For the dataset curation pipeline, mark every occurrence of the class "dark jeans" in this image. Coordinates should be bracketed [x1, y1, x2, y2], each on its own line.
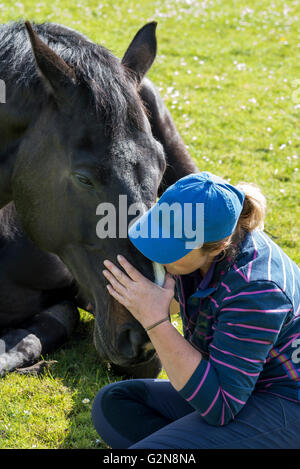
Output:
[91, 378, 300, 449]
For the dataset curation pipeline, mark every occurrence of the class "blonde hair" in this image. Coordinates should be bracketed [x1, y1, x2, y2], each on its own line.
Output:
[201, 182, 267, 260]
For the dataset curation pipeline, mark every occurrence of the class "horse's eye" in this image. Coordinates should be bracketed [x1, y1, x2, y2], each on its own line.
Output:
[74, 173, 94, 189]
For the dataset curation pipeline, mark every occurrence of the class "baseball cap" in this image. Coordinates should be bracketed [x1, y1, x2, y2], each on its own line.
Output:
[128, 171, 245, 264]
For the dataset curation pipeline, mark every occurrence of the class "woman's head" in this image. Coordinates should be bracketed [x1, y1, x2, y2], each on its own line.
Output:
[128, 172, 266, 274]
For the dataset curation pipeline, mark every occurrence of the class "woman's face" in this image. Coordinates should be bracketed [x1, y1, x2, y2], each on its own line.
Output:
[163, 248, 215, 276]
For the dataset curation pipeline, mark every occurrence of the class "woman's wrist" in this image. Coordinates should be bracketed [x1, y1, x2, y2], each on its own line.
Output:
[145, 319, 202, 390]
[141, 308, 170, 330]
[145, 316, 174, 337]
[144, 314, 170, 331]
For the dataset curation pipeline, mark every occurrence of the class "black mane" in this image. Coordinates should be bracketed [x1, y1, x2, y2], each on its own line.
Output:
[0, 20, 145, 134]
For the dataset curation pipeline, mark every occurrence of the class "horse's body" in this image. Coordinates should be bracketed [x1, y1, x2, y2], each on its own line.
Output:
[0, 20, 198, 378]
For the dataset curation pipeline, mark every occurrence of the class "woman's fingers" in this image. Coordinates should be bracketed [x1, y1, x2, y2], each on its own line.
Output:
[102, 269, 128, 296]
[106, 284, 128, 307]
[116, 255, 143, 282]
[103, 259, 132, 287]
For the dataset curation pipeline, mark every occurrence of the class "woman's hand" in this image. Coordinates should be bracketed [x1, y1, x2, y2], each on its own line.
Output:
[103, 255, 202, 391]
[102, 255, 175, 329]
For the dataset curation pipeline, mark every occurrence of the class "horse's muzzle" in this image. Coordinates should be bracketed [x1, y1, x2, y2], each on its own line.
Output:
[116, 321, 154, 361]
[93, 261, 166, 377]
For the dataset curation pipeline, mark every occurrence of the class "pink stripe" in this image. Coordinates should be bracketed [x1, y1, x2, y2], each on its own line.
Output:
[210, 356, 260, 376]
[296, 304, 300, 316]
[210, 343, 264, 363]
[278, 333, 300, 353]
[220, 387, 234, 419]
[223, 289, 281, 301]
[233, 264, 249, 283]
[186, 362, 210, 402]
[201, 387, 221, 417]
[221, 403, 225, 426]
[282, 315, 300, 328]
[216, 329, 271, 345]
[205, 335, 213, 341]
[222, 389, 246, 405]
[209, 296, 219, 308]
[221, 307, 291, 313]
[221, 282, 231, 293]
[271, 350, 299, 381]
[257, 373, 293, 383]
[198, 311, 214, 319]
[226, 322, 279, 333]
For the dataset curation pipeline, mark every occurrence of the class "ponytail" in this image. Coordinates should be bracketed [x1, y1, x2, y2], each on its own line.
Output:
[236, 182, 266, 232]
[201, 182, 266, 260]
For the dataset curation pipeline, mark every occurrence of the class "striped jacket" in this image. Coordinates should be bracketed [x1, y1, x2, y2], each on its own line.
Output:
[174, 230, 300, 426]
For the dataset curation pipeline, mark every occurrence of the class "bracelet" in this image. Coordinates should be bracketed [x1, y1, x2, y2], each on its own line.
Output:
[145, 316, 170, 332]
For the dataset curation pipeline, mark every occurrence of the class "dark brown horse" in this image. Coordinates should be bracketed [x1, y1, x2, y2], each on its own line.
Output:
[0, 20, 198, 378]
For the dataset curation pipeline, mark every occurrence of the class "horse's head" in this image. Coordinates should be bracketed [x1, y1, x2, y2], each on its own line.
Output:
[12, 21, 167, 377]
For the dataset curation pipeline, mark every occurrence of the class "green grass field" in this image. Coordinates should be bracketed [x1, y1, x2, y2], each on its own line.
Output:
[0, 0, 299, 449]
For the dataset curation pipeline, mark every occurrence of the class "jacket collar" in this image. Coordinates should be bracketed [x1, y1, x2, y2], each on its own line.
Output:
[176, 253, 234, 304]
[188, 260, 218, 300]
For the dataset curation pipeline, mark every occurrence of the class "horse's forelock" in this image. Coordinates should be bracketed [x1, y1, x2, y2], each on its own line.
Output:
[80, 47, 147, 136]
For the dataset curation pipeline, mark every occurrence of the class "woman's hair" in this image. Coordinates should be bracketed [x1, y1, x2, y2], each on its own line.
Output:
[201, 182, 267, 261]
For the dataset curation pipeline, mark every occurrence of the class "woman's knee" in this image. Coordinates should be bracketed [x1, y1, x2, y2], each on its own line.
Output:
[91, 380, 151, 448]
[91, 380, 148, 433]
[92, 382, 115, 433]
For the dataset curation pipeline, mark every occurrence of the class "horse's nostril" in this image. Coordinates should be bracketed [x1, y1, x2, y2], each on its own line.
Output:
[117, 325, 148, 360]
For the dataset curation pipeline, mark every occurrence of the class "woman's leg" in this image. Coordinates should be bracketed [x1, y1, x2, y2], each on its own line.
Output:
[130, 391, 300, 449]
[92, 379, 300, 449]
[91, 379, 194, 449]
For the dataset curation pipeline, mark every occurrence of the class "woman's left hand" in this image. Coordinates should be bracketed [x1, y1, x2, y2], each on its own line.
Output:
[102, 255, 175, 329]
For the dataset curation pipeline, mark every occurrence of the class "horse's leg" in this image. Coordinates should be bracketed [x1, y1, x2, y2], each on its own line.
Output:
[0, 300, 79, 376]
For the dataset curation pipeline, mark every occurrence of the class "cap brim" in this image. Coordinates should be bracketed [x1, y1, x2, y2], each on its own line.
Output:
[128, 205, 194, 264]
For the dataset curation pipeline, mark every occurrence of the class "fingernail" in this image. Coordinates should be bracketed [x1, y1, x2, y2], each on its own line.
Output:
[117, 255, 123, 262]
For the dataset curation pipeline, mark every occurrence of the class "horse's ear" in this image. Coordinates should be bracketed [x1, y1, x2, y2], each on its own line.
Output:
[121, 22, 157, 84]
[24, 21, 77, 101]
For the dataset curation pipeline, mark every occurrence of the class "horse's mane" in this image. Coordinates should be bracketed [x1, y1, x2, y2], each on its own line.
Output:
[0, 20, 145, 134]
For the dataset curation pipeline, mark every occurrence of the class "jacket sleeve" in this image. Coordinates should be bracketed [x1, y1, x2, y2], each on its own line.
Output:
[176, 280, 293, 426]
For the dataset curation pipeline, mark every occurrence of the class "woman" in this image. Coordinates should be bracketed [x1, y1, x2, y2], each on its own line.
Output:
[91, 172, 300, 449]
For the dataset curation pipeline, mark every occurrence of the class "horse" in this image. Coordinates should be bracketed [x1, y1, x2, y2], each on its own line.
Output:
[0, 20, 198, 378]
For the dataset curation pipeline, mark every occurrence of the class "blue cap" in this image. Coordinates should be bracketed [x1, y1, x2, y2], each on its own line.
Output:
[128, 172, 245, 264]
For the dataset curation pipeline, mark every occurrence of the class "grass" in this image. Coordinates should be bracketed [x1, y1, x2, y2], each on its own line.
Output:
[0, 0, 299, 449]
